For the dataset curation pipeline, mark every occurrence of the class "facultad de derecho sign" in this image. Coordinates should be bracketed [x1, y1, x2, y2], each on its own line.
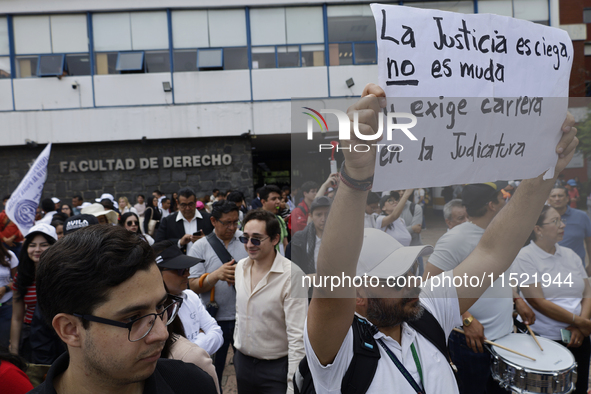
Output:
[58, 154, 233, 173]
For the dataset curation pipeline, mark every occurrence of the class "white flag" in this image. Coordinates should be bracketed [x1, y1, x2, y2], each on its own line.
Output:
[6, 143, 52, 235]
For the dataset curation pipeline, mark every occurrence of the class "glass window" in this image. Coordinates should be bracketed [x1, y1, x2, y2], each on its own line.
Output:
[93, 13, 132, 52]
[585, 9, 591, 24]
[329, 43, 352, 66]
[224, 47, 248, 70]
[410, 1, 474, 14]
[145, 51, 170, 73]
[173, 49, 198, 72]
[95, 52, 117, 75]
[16, 56, 38, 77]
[198, 49, 223, 69]
[252, 46, 276, 69]
[286, 7, 324, 44]
[0, 18, 9, 56]
[477, 0, 513, 17]
[513, 0, 548, 22]
[130, 12, 168, 50]
[14, 16, 52, 54]
[38, 54, 65, 76]
[172, 11, 209, 49]
[250, 8, 287, 46]
[66, 54, 91, 76]
[50, 14, 88, 53]
[116, 52, 144, 71]
[354, 43, 377, 65]
[301, 45, 324, 67]
[208, 9, 247, 47]
[327, 5, 375, 43]
[0, 57, 10, 78]
[277, 46, 299, 68]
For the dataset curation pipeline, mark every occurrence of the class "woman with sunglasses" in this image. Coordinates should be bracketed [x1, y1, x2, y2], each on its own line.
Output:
[512, 205, 591, 394]
[119, 212, 154, 246]
[374, 189, 413, 246]
[9, 224, 57, 360]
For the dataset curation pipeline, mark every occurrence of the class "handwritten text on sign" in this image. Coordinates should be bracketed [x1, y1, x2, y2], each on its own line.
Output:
[369, 5, 572, 191]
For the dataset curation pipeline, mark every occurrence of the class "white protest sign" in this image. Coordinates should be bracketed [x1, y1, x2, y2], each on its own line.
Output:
[369, 4, 573, 191]
[6, 143, 52, 235]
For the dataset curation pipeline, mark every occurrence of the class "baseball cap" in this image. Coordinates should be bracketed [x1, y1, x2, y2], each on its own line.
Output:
[567, 179, 577, 187]
[461, 183, 499, 211]
[81, 203, 118, 224]
[155, 245, 204, 269]
[63, 214, 99, 235]
[51, 197, 60, 204]
[27, 223, 58, 241]
[310, 196, 331, 213]
[356, 228, 433, 279]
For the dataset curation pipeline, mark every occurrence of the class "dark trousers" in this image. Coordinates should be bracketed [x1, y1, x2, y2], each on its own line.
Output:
[0, 300, 12, 348]
[554, 336, 590, 394]
[214, 320, 235, 390]
[448, 330, 510, 394]
[234, 349, 288, 394]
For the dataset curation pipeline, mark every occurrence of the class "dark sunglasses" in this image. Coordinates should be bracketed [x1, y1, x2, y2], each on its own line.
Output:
[239, 236, 269, 246]
[163, 268, 190, 276]
[126, 221, 139, 226]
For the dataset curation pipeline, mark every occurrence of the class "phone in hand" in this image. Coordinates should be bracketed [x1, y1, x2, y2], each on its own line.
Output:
[560, 328, 571, 344]
[193, 230, 203, 236]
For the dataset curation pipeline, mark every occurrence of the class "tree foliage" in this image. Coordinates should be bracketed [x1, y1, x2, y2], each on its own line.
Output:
[576, 106, 591, 158]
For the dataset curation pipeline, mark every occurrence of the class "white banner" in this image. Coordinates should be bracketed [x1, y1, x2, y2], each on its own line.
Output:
[6, 144, 52, 235]
[370, 4, 573, 191]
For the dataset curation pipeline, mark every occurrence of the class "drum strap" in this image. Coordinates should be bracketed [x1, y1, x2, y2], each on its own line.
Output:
[376, 338, 425, 394]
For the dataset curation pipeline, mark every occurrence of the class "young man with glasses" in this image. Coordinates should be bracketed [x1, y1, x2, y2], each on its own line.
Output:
[32, 225, 217, 394]
[188, 200, 248, 386]
[155, 187, 214, 254]
[234, 209, 307, 394]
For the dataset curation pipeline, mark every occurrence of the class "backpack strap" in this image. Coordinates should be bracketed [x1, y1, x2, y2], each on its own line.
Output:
[408, 309, 457, 375]
[206, 232, 234, 264]
[341, 316, 381, 394]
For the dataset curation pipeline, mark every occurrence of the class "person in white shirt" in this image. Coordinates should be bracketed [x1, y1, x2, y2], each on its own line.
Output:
[364, 192, 380, 229]
[156, 244, 223, 356]
[512, 205, 591, 394]
[36, 198, 58, 225]
[305, 83, 577, 394]
[374, 191, 413, 246]
[234, 209, 307, 394]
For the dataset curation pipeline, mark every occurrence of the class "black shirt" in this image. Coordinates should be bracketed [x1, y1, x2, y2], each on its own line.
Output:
[28, 352, 217, 394]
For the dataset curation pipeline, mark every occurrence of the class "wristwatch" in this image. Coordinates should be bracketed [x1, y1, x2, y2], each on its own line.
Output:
[463, 315, 474, 327]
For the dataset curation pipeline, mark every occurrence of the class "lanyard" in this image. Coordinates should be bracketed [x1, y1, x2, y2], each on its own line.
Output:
[377, 338, 425, 394]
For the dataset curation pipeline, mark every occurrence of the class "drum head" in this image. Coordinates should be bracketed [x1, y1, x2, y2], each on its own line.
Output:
[491, 333, 575, 371]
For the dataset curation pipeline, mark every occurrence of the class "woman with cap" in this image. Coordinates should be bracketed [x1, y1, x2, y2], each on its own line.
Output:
[512, 205, 591, 394]
[154, 243, 223, 356]
[9, 224, 57, 360]
[119, 212, 154, 246]
[374, 189, 413, 247]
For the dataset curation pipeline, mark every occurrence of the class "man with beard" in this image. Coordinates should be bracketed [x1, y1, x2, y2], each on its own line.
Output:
[304, 84, 577, 393]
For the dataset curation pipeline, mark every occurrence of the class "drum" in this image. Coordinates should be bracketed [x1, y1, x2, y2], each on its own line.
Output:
[490, 333, 577, 394]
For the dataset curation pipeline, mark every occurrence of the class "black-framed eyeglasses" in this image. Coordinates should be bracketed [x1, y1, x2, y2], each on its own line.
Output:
[163, 268, 189, 277]
[73, 294, 183, 342]
[239, 236, 269, 246]
[179, 202, 195, 209]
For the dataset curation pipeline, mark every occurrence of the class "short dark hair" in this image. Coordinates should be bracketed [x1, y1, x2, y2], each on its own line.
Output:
[226, 191, 245, 204]
[281, 186, 290, 192]
[50, 219, 64, 228]
[465, 191, 501, 218]
[152, 240, 176, 255]
[161, 197, 170, 204]
[260, 185, 281, 202]
[72, 195, 83, 201]
[177, 187, 196, 200]
[2, 194, 10, 201]
[301, 181, 318, 193]
[153, 190, 163, 196]
[41, 198, 55, 213]
[212, 189, 220, 194]
[36, 226, 155, 328]
[551, 186, 568, 195]
[366, 192, 380, 205]
[136, 194, 145, 199]
[211, 201, 240, 220]
[243, 209, 280, 242]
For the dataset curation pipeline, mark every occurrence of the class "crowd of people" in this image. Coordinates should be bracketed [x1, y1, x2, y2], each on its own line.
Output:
[0, 85, 587, 394]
